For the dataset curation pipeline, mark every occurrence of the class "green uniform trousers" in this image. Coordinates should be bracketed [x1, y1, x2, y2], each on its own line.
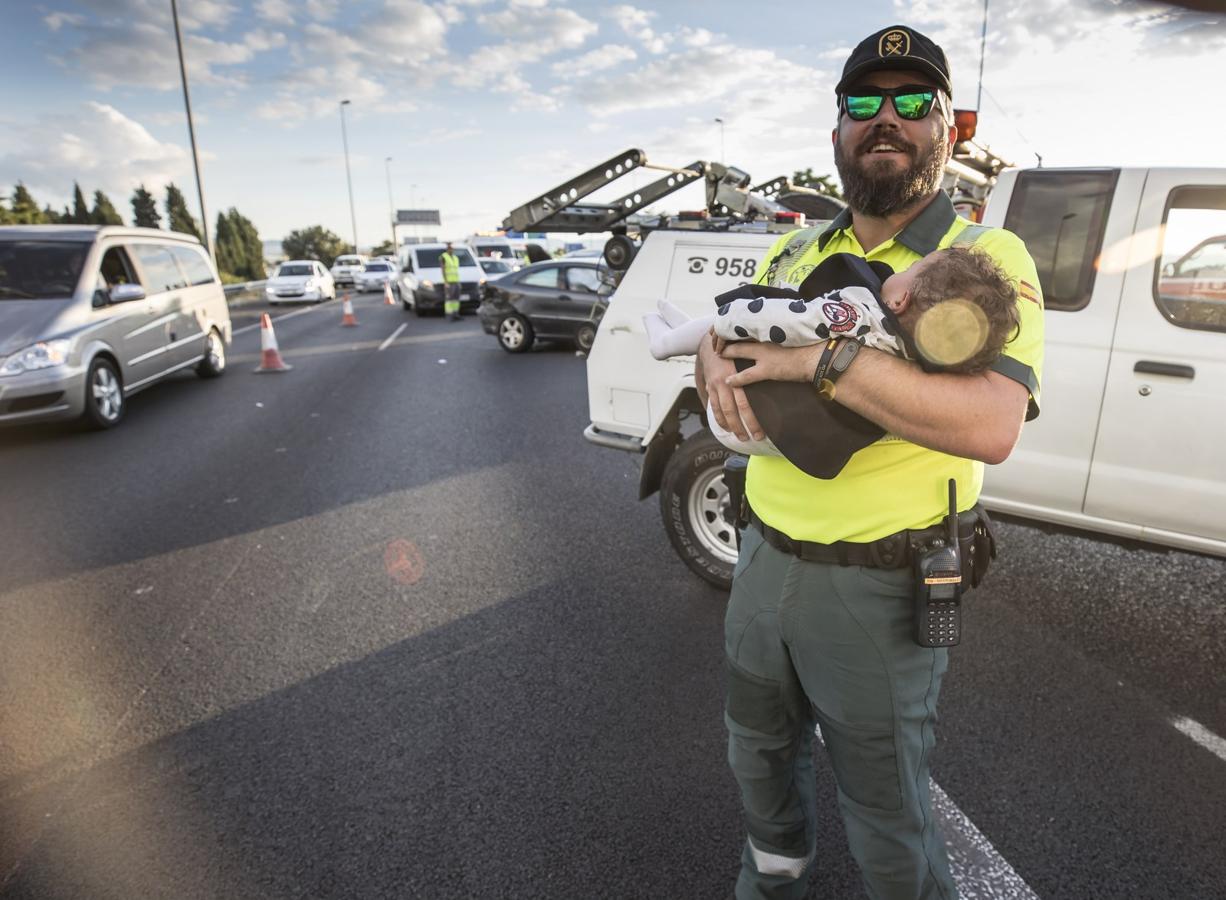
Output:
[725, 524, 957, 900]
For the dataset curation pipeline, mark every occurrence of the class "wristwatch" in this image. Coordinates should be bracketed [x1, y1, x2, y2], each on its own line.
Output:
[812, 337, 861, 401]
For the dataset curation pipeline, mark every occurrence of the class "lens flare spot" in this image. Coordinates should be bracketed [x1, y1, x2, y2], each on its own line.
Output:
[384, 539, 426, 585]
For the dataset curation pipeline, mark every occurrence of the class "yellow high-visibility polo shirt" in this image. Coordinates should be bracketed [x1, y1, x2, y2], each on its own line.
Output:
[745, 191, 1045, 543]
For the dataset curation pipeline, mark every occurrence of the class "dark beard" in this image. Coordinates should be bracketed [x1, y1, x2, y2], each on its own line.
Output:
[834, 125, 947, 217]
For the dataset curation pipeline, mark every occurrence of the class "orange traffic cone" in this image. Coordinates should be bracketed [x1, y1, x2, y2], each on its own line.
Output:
[254, 313, 292, 373]
[383, 282, 396, 306]
[341, 294, 359, 327]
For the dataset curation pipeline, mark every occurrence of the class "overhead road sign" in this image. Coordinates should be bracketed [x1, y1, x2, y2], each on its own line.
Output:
[397, 209, 441, 225]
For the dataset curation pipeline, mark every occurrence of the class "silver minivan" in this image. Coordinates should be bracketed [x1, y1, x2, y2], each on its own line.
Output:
[0, 225, 232, 429]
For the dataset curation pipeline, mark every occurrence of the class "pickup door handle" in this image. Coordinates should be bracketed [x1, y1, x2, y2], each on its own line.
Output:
[1134, 360, 1194, 379]
[558, 294, 571, 302]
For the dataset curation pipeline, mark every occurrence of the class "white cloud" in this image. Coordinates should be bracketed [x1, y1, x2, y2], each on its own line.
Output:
[608, 4, 671, 54]
[255, 0, 293, 20]
[574, 40, 826, 118]
[551, 44, 636, 78]
[43, 11, 85, 31]
[45, 2, 278, 91]
[64, 0, 238, 30]
[476, 4, 597, 47]
[0, 102, 191, 209]
[897, 0, 1226, 167]
[304, 0, 340, 21]
[243, 28, 288, 52]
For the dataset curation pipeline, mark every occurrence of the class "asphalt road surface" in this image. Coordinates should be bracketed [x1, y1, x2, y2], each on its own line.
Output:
[1, 290, 1224, 899]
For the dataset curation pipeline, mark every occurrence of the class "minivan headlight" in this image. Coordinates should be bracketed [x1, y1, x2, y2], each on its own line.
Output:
[0, 339, 72, 376]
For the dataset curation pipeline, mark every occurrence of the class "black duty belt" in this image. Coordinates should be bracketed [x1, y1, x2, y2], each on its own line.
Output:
[748, 509, 980, 570]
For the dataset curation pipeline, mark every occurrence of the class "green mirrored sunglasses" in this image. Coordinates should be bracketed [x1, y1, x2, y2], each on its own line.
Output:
[841, 88, 938, 121]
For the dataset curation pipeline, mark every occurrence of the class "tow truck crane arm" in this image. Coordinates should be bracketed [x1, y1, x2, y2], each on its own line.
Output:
[502, 148, 706, 235]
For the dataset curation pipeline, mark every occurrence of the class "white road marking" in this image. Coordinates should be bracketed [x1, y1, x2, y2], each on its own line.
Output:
[815, 726, 1038, 898]
[1172, 716, 1226, 763]
[378, 323, 408, 351]
[932, 780, 1039, 899]
[232, 301, 335, 337]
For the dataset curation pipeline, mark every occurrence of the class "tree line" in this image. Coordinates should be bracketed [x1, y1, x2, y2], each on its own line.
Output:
[0, 181, 265, 283]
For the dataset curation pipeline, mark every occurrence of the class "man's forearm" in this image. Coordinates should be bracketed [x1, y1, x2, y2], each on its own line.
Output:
[835, 348, 1028, 464]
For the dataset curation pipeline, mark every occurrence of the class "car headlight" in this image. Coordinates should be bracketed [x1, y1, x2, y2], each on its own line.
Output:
[479, 278, 487, 285]
[0, 339, 72, 377]
[265, 285, 276, 294]
[421, 280, 434, 289]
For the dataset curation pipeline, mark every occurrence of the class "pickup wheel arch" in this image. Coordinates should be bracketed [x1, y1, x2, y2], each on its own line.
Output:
[638, 387, 705, 501]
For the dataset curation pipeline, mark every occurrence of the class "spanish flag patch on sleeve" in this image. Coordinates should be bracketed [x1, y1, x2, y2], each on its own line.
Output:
[1018, 279, 1042, 306]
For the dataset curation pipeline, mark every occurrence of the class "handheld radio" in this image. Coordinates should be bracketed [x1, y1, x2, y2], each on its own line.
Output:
[912, 479, 963, 648]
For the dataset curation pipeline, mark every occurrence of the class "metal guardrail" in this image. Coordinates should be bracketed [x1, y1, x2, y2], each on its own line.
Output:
[223, 280, 267, 306]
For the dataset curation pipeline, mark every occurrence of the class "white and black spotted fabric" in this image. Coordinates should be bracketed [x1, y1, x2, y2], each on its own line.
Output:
[713, 285, 903, 355]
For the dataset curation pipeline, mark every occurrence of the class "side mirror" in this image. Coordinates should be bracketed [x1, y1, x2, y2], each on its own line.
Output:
[110, 283, 146, 303]
[1161, 263, 1176, 278]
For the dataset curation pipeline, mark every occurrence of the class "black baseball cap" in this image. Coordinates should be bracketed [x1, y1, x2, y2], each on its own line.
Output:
[835, 25, 952, 97]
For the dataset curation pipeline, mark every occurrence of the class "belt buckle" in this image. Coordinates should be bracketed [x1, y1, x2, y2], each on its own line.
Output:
[869, 531, 907, 569]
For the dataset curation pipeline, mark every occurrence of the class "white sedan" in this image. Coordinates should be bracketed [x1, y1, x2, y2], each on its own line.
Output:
[357, 259, 398, 293]
[265, 260, 335, 303]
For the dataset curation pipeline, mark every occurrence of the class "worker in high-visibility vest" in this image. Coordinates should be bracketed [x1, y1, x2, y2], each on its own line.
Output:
[440, 242, 462, 320]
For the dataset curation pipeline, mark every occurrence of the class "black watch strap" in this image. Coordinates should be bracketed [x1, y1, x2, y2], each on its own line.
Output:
[812, 338, 841, 388]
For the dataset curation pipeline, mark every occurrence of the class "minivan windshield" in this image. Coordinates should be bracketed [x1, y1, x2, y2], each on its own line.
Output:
[0, 240, 91, 300]
[474, 243, 514, 259]
[276, 264, 313, 277]
[416, 247, 476, 268]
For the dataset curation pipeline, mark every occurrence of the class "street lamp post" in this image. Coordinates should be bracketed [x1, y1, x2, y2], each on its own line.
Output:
[339, 99, 358, 253]
[384, 156, 396, 249]
[714, 117, 725, 165]
[170, 0, 211, 259]
[409, 183, 417, 242]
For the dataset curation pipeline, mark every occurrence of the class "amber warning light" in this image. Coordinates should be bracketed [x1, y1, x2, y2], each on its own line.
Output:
[954, 109, 977, 143]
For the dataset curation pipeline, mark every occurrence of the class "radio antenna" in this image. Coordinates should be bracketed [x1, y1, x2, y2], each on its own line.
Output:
[947, 479, 958, 545]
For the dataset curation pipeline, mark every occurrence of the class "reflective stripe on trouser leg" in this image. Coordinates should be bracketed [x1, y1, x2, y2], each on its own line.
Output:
[746, 837, 814, 880]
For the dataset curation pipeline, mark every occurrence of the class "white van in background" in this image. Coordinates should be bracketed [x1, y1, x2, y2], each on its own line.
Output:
[396, 243, 486, 316]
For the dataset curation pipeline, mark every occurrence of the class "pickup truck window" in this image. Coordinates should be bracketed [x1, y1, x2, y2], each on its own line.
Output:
[1003, 169, 1117, 312]
[1155, 186, 1226, 333]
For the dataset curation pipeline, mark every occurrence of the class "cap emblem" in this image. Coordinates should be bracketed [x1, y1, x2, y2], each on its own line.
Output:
[879, 29, 910, 58]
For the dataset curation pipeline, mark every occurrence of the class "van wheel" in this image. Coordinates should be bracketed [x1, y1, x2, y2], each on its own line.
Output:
[498, 314, 534, 353]
[196, 329, 226, 378]
[83, 357, 124, 430]
[659, 429, 737, 590]
[575, 323, 596, 352]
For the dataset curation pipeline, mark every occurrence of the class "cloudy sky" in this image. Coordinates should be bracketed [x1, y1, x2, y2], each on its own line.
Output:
[1, 0, 1223, 251]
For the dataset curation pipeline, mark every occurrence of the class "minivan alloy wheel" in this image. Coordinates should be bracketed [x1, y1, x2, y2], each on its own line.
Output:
[89, 360, 121, 424]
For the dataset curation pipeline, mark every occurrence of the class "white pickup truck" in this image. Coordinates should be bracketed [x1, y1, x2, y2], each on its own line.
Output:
[584, 167, 1226, 587]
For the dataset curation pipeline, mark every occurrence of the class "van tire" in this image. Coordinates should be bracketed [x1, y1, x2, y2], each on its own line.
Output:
[659, 429, 737, 590]
[196, 329, 226, 378]
[82, 357, 125, 430]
